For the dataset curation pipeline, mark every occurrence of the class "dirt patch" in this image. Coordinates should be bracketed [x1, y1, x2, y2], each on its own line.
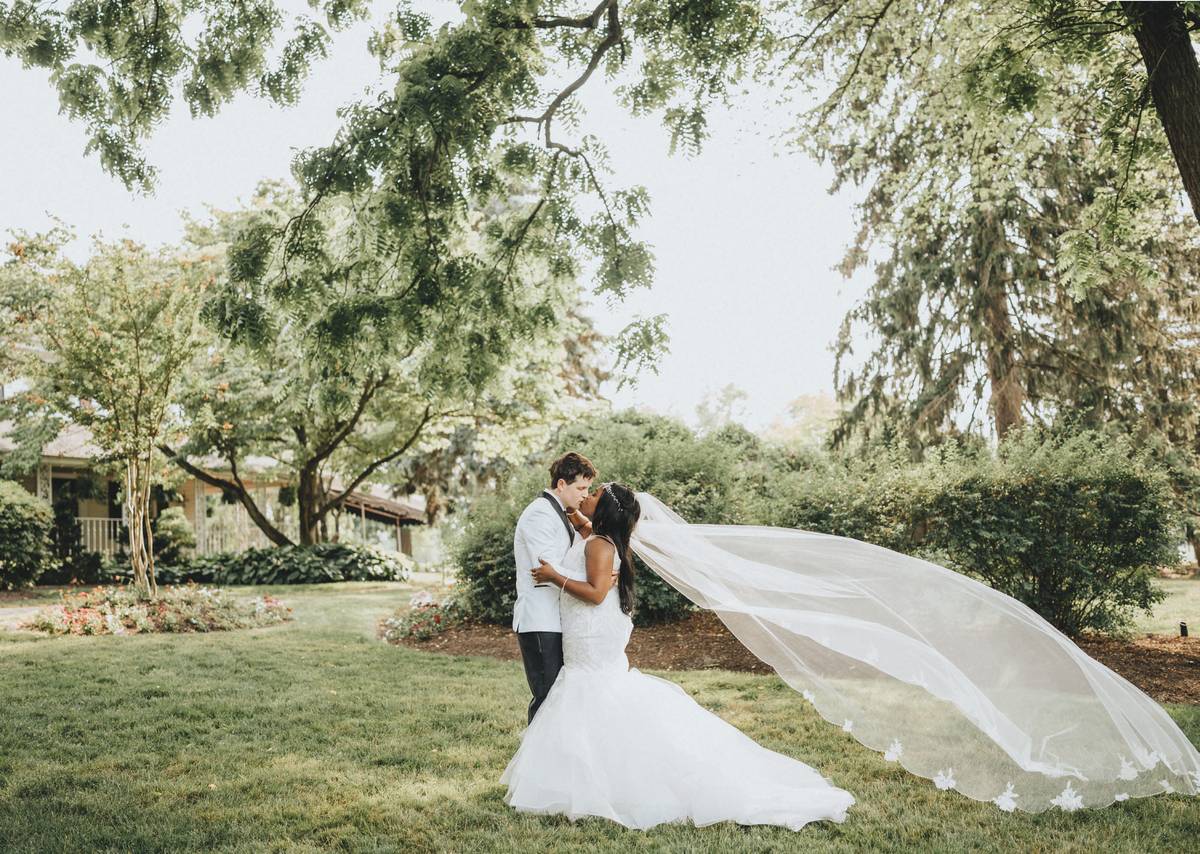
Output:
[1075, 632, 1200, 705]
[389, 611, 1200, 705]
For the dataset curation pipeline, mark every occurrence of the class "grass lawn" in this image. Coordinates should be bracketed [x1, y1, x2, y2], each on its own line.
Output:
[1133, 577, 1200, 635]
[0, 582, 1198, 853]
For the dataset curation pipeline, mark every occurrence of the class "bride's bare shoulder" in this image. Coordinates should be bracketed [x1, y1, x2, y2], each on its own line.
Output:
[584, 535, 616, 555]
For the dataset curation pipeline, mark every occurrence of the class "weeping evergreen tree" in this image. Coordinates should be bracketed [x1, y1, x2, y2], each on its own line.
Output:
[778, 0, 1200, 552]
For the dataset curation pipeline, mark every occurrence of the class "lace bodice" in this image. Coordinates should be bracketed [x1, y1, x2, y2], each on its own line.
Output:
[559, 535, 632, 672]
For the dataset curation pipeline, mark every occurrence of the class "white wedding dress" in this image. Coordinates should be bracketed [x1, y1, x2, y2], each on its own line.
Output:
[499, 535, 856, 831]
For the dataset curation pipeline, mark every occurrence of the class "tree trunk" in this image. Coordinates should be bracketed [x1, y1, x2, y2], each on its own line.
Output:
[974, 209, 1025, 440]
[1187, 521, 1200, 569]
[1123, 2, 1200, 225]
[983, 292, 1024, 440]
[124, 455, 157, 597]
[297, 466, 322, 546]
[158, 445, 293, 546]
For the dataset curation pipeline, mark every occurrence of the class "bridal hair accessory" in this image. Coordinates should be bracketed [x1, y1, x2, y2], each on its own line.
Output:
[603, 482, 624, 509]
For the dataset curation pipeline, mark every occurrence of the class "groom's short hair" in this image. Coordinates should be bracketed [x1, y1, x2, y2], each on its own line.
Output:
[550, 452, 597, 487]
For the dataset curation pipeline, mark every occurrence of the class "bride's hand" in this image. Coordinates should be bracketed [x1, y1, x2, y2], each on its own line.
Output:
[532, 559, 559, 586]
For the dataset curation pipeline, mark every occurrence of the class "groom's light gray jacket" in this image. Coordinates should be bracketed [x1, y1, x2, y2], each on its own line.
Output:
[512, 490, 574, 633]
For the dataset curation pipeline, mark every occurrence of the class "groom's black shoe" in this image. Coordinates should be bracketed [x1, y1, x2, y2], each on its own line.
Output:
[517, 631, 564, 723]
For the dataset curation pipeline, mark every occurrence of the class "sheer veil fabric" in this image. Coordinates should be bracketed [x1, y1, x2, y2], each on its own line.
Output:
[630, 493, 1200, 813]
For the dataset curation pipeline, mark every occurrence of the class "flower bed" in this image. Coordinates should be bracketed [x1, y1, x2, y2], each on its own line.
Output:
[379, 590, 463, 642]
[23, 583, 293, 635]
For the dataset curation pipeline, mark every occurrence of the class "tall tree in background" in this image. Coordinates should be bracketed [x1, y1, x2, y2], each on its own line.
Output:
[780, 0, 1200, 552]
[777, 1, 1200, 442]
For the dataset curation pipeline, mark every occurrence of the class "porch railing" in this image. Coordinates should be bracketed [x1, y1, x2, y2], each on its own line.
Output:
[76, 516, 124, 557]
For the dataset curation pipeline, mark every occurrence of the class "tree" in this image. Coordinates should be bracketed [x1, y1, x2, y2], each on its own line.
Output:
[0, 229, 211, 595]
[776, 1, 1200, 558]
[772, 2, 1200, 445]
[694, 382, 748, 435]
[1, 1, 781, 372]
[782, 1, 1200, 226]
[1119, 2, 1200, 224]
[392, 308, 610, 524]
[156, 179, 600, 545]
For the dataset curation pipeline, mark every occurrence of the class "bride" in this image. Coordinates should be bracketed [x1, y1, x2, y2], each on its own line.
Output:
[501, 482, 1200, 822]
[500, 481, 856, 831]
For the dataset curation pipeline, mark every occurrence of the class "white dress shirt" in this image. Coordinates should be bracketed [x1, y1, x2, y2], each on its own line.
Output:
[512, 489, 575, 633]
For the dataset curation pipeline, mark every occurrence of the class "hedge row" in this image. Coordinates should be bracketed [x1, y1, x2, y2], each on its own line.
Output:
[146, 543, 413, 586]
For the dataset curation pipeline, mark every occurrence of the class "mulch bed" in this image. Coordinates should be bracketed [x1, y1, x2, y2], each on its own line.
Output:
[390, 611, 1200, 706]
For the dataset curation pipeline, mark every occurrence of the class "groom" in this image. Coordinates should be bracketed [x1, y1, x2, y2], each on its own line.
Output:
[513, 451, 598, 724]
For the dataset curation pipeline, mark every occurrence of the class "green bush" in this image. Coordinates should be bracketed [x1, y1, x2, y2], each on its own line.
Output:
[152, 507, 196, 566]
[454, 489, 525, 627]
[763, 429, 1177, 637]
[0, 480, 57, 590]
[455, 410, 749, 626]
[922, 430, 1177, 637]
[149, 542, 413, 585]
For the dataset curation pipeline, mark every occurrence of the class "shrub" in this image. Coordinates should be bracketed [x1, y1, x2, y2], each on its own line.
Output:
[380, 590, 464, 641]
[24, 583, 292, 635]
[0, 480, 57, 590]
[152, 507, 196, 565]
[150, 542, 412, 585]
[763, 429, 1177, 637]
[922, 430, 1176, 637]
[454, 490, 524, 626]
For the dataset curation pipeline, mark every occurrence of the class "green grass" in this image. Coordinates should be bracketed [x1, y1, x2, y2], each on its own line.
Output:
[0, 582, 1198, 853]
[1133, 577, 1200, 635]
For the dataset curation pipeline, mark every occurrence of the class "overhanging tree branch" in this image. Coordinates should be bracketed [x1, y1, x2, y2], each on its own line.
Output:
[157, 442, 293, 545]
[316, 404, 435, 518]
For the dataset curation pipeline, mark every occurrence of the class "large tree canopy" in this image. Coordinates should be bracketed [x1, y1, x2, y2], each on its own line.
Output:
[773, 1, 1200, 444]
[0, 0, 781, 372]
[162, 178, 602, 545]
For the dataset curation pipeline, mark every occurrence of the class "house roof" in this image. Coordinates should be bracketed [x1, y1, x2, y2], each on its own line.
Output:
[0, 420, 103, 461]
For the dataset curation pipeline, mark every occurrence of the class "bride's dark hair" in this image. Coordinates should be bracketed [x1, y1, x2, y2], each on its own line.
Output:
[591, 482, 640, 615]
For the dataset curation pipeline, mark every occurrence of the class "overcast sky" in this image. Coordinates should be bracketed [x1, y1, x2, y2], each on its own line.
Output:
[1, 2, 870, 432]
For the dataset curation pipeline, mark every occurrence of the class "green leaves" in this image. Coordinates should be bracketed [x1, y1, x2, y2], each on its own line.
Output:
[0, 0, 371, 192]
[767, 427, 1178, 636]
[0, 480, 57, 590]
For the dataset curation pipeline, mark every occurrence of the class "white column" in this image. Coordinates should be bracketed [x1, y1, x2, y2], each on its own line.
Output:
[193, 479, 207, 555]
[36, 464, 52, 503]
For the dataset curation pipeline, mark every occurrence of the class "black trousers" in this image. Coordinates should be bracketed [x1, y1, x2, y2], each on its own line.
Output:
[516, 631, 564, 724]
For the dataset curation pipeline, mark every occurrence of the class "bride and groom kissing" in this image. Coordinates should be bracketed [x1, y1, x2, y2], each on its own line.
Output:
[498, 452, 856, 832]
[494, 452, 1200, 823]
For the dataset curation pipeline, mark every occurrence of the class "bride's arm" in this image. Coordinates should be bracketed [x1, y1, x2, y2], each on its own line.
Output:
[531, 538, 616, 605]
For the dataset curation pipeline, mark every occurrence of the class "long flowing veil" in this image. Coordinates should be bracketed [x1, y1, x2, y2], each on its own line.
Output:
[630, 492, 1200, 812]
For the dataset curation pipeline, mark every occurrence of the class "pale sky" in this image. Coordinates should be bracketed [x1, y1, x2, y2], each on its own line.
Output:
[0, 2, 870, 432]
